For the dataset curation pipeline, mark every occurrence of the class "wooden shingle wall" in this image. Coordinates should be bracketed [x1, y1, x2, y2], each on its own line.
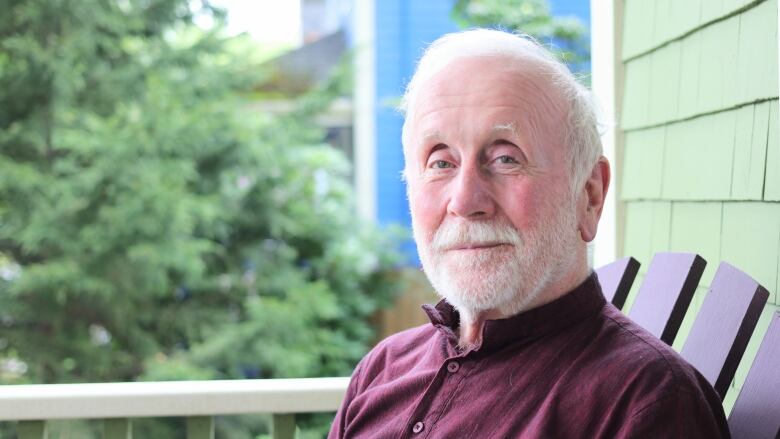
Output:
[618, 0, 779, 410]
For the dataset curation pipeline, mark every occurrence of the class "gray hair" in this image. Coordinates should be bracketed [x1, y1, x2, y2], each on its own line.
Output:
[399, 29, 602, 191]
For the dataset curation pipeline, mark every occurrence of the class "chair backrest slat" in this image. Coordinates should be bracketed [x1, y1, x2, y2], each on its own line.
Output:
[680, 262, 769, 399]
[595, 256, 640, 310]
[627, 252, 706, 345]
[728, 311, 780, 439]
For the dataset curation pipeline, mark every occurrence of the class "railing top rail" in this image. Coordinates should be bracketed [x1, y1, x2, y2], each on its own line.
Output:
[0, 377, 350, 421]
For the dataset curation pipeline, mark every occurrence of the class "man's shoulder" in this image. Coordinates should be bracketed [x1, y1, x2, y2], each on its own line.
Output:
[596, 305, 692, 373]
[581, 304, 720, 404]
[592, 306, 730, 436]
[547, 304, 729, 435]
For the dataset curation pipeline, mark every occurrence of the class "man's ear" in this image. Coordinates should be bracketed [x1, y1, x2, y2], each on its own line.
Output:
[577, 156, 611, 242]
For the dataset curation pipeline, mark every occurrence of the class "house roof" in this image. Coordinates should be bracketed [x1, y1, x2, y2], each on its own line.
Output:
[256, 29, 347, 96]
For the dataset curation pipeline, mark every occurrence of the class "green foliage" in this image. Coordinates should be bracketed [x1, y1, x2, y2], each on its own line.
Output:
[451, 0, 590, 67]
[0, 0, 401, 436]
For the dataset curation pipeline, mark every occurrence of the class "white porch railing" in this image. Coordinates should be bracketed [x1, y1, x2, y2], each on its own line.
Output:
[0, 377, 350, 439]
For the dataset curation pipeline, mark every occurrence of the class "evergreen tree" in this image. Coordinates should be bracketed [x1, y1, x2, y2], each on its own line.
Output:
[452, 0, 590, 68]
[0, 1, 400, 436]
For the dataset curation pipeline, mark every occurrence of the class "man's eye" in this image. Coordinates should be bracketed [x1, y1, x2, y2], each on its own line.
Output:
[496, 155, 518, 164]
[432, 160, 453, 169]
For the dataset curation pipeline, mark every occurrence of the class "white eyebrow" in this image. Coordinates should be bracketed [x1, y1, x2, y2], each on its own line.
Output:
[418, 124, 520, 147]
[421, 130, 443, 142]
[491, 122, 520, 138]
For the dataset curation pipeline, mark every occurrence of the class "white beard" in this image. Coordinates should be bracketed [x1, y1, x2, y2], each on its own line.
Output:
[412, 199, 579, 322]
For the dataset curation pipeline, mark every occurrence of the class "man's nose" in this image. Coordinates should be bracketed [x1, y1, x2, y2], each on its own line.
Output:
[447, 165, 496, 219]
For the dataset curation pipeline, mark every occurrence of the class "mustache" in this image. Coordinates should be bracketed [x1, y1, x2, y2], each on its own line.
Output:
[431, 220, 522, 251]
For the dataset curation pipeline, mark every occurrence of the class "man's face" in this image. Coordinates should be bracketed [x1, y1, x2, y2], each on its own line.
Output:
[405, 55, 582, 317]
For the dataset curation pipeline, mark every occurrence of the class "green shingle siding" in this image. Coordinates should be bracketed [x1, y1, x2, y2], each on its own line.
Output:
[622, 101, 777, 203]
[623, 201, 672, 267]
[622, 0, 770, 61]
[721, 203, 780, 303]
[736, 1, 779, 103]
[621, 0, 779, 297]
[649, 42, 683, 124]
[651, 0, 674, 44]
[662, 112, 735, 200]
[669, 202, 724, 282]
[622, 0, 778, 130]
[623, 200, 780, 298]
[622, 0, 658, 59]
[678, 32, 703, 120]
[620, 0, 780, 407]
[764, 100, 780, 199]
[731, 102, 770, 199]
[621, 56, 653, 129]
[622, 127, 666, 199]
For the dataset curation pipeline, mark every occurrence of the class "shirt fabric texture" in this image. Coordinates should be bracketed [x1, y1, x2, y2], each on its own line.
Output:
[328, 273, 730, 438]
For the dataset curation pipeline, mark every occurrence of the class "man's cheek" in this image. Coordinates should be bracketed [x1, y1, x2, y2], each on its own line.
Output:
[411, 192, 446, 231]
[505, 185, 551, 227]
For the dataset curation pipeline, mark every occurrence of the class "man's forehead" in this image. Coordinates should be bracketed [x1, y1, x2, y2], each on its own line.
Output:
[405, 56, 568, 155]
[416, 58, 561, 110]
[426, 55, 549, 91]
[419, 122, 521, 141]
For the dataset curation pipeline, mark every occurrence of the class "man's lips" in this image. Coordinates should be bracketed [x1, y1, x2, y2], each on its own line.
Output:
[445, 242, 511, 251]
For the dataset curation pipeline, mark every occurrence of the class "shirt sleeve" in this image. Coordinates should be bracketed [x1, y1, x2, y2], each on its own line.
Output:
[614, 390, 731, 439]
[327, 359, 366, 439]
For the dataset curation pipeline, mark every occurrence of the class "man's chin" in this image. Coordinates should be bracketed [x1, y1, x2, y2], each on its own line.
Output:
[421, 251, 530, 313]
[439, 287, 519, 316]
[431, 272, 517, 310]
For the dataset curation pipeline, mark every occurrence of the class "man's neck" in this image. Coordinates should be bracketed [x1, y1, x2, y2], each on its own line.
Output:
[457, 308, 503, 351]
[456, 266, 590, 349]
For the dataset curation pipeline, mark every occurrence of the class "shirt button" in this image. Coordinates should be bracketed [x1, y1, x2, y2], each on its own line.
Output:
[447, 361, 460, 373]
[412, 421, 425, 434]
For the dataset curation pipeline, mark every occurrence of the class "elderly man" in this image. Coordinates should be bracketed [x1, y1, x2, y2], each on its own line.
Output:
[329, 29, 729, 438]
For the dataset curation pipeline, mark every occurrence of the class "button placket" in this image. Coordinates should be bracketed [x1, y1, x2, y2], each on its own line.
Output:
[404, 358, 472, 437]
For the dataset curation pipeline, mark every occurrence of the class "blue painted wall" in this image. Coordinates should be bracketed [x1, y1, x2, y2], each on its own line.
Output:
[549, 0, 591, 73]
[374, 0, 458, 265]
[550, 0, 590, 22]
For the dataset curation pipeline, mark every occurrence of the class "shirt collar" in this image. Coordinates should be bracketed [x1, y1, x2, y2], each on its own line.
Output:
[422, 272, 606, 354]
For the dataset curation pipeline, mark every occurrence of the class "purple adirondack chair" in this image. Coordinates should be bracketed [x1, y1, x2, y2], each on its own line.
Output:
[679, 262, 768, 399]
[627, 252, 706, 345]
[727, 311, 780, 439]
[595, 256, 640, 310]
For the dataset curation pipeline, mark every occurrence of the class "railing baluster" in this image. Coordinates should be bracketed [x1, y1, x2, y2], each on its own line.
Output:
[17, 420, 47, 439]
[272, 413, 296, 439]
[186, 416, 214, 439]
[104, 418, 132, 439]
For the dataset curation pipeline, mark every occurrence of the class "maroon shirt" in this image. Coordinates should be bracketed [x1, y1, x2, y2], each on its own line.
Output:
[329, 274, 730, 438]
